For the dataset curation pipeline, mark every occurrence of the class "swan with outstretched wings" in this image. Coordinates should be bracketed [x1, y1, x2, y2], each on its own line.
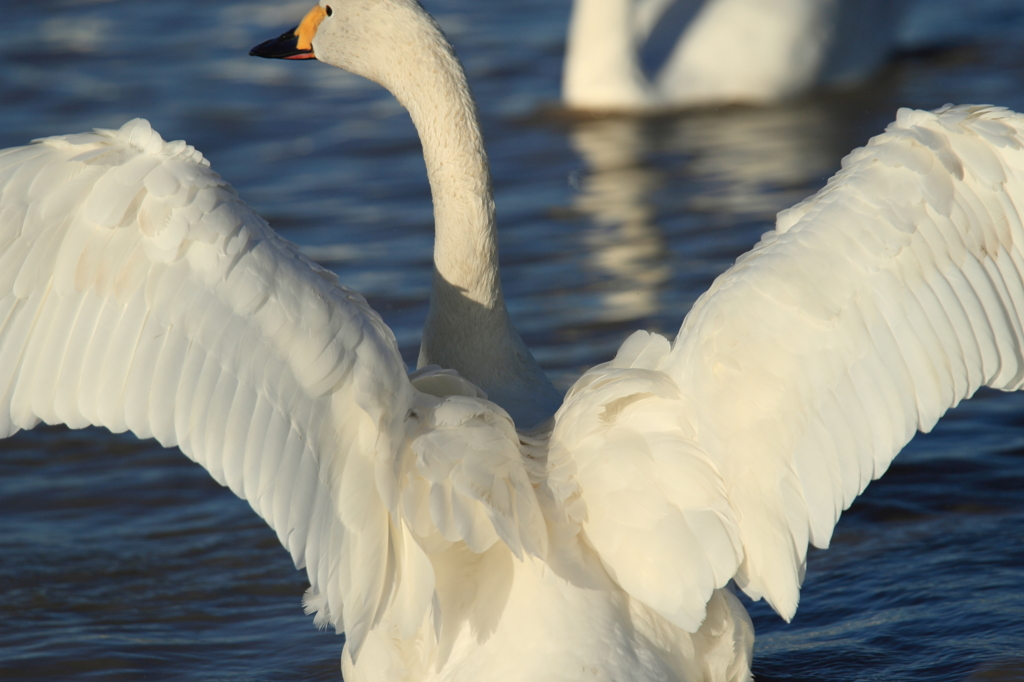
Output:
[3, 1, 1024, 680]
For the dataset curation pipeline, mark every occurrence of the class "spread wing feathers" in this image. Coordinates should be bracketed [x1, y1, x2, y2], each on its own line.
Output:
[664, 104, 1024, 620]
[549, 104, 1024, 635]
[0, 119, 546, 657]
[549, 330, 743, 633]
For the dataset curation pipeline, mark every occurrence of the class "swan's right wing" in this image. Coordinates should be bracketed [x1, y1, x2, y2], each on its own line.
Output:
[0, 120, 545, 656]
[549, 105, 1024, 636]
[665, 105, 1024, 621]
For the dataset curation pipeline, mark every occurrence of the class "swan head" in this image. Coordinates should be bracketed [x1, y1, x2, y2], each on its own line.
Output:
[249, 4, 326, 61]
[250, 1, 453, 95]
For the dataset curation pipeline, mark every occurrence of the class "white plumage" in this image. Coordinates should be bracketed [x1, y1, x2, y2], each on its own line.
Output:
[562, 0, 907, 111]
[2, 1, 1024, 680]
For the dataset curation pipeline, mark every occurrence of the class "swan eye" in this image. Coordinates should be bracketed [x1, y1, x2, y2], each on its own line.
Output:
[325, 5, 333, 16]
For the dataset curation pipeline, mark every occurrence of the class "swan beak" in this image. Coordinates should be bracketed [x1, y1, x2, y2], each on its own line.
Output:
[249, 5, 326, 60]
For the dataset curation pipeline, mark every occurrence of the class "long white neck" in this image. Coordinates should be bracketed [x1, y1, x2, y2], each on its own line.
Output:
[563, 0, 654, 110]
[379, 14, 561, 426]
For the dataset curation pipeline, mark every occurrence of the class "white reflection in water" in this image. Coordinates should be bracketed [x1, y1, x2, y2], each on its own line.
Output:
[666, 103, 846, 215]
[570, 118, 669, 322]
[566, 100, 854, 326]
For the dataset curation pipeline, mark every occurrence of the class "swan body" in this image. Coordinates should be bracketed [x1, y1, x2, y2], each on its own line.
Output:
[563, 0, 906, 111]
[3, 1, 1024, 679]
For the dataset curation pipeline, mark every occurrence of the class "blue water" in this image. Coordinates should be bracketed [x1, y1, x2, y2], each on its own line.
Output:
[1, 0, 1024, 679]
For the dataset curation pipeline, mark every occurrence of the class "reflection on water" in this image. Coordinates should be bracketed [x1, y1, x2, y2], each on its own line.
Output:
[664, 103, 849, 215]
[570, 118, 669, 322]
[563, 97, 876, 332]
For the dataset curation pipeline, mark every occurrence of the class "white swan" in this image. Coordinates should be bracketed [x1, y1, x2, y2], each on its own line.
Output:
[2, 1, 1024, 680]
[563, 0, 908, 111]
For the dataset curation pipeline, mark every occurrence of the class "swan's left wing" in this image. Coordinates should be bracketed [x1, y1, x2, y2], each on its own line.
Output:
[0, 120, 546, 657]
[549, 105, 1024, 632]
[0, 119, 424, 655]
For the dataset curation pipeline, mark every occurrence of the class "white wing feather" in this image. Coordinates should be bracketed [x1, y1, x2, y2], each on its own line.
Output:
[550, 105, 1024, 632]
[0, 119, 545, 657]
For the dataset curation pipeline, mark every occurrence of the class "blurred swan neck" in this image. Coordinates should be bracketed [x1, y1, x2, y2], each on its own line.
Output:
[563, 0, 652, 108]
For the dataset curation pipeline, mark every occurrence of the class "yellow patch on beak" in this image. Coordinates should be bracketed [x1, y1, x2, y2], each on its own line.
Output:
[296, 5, 327, 51]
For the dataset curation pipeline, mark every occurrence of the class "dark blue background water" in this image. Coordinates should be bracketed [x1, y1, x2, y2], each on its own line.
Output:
[1, 0, 1023, 679]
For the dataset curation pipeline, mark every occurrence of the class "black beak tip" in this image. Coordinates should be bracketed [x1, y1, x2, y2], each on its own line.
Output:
[249, 27, 315, 60]
[248, 41, 272, 58]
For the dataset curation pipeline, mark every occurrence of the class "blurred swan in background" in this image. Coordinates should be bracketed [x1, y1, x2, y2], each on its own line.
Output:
[3, 1, 1024, 680]
[563, 0, 909, 111]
